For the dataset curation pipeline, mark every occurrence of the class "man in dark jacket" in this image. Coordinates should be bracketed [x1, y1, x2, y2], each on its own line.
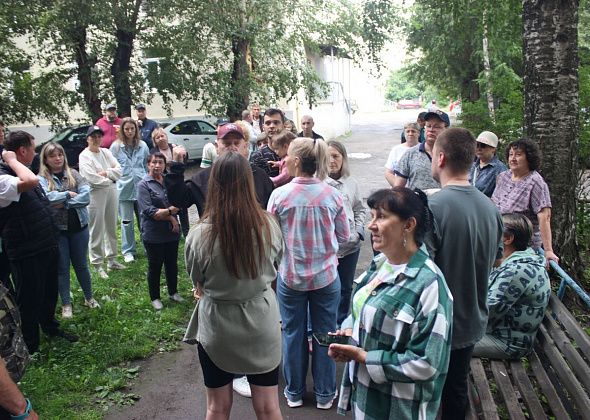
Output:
[0, 131, 78, 354]
[165, 123, 274, 217]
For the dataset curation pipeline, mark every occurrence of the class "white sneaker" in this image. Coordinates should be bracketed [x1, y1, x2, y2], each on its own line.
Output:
[316, 390, 338, 410]
[61, 304, 73, 319]
[123, 254, 135, 263]
[169, 293, 184, 303]
[151, 299, 163, 310]
[96, 266, 109, 279]
[107, 260, 126, 270]
[232, 377, 252, 398]
[287, 398, 303, 408]
[84, 298, 101, 309]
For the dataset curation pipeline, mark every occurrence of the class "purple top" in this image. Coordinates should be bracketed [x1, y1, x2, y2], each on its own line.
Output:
[491, 170, 551, 248]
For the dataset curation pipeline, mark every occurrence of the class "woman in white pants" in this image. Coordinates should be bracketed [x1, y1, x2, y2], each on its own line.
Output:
[79, 125, 124, 279]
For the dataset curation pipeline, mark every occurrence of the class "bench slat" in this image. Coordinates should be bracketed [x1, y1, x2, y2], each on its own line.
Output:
[509, 361, 547, 420]
[537, 325, 590, 419]
[543, 313, 590, 392]
[548, 294, 590, 360]
[490, 361, 526, 420]
[470, 359, 500, 420]
[529, 351, 569, 419]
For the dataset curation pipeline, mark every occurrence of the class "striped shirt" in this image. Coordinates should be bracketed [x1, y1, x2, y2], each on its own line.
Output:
[267, 177, 349, 291]
[338, 247, 453, 419]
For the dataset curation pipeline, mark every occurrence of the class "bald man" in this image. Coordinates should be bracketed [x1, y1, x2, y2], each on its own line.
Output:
[298, 115, 324, 140]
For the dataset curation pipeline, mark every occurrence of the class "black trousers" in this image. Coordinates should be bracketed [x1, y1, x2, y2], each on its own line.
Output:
[0, 248, 12, 292]
[144, 241, 179, 301]
[336, 249, 360, 326]
[441, 345, 475, 420]
[9, 248, 60, 354]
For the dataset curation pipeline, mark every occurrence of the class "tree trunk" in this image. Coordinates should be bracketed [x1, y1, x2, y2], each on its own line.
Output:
[523, 0, 580, 271]
[111, 28, 135, 118]
[227, 35, 252, 121]
[482, 7, 496, 122]
[72, 26, 102, 123]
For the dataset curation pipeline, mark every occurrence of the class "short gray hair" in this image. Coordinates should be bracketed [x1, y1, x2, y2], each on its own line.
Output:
[404, 122, 420, 131]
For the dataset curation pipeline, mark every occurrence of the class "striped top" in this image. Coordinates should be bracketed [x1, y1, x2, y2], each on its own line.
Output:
[267, 177, 349, 291]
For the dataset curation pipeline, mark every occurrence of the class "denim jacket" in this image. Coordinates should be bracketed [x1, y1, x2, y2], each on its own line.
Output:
[110, 140, 149, 201]
[38, 169, 90, 230]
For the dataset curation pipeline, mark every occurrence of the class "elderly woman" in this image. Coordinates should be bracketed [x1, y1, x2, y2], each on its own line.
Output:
[385, 122, 421, 187]
[78, 126, 123, 279]
[328, 187, 453, 420]
[326, 140, 367, 326]
[137, 152, 183, 310]
[110, 118, 149, 262]
[473, 213, 550, 359]
[491, 138, 558, 264]
[469, 131, 507, 197]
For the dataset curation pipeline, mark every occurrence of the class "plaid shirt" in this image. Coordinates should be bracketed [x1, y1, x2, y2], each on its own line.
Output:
[267, 177, 349, 291]
[338, 246, 453, 419]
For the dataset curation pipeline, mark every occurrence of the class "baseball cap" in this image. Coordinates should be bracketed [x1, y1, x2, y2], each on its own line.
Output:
[477, 131, 499, 148]
[135, 103, 146, 110]
[217, 123, 244, 139]
[424, 110, 451, 127]
[87, 125, 104, 137]
[105, 103, 116, 110]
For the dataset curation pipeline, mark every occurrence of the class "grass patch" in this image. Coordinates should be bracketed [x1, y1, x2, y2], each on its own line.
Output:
[18, 233, 193, 419]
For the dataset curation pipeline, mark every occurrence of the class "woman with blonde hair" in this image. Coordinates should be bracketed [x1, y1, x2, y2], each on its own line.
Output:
[267, 137, 349, 410]
[110, 117, 149, 262]
[38, 142, 99, 319]
[185, 151, 283, 419]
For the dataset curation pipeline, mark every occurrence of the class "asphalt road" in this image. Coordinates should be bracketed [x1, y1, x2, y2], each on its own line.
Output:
[104, 109, 422, 420]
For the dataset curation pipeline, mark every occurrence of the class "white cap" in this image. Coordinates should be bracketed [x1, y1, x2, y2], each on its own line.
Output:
[477, 131, 499, 148]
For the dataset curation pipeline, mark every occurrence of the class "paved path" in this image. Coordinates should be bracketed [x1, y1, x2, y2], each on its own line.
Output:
[105, 110, 416, 419]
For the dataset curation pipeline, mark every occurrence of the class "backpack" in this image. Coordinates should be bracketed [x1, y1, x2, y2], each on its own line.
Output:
[0, 283, 30, 382]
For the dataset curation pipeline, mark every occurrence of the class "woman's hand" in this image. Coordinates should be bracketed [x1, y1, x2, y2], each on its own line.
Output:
[98, 170, 107, 177]
[170, 217, 180, 233]
[172, 146, 187, 162]
[192, 285, 202, 300]
[268, 160, 280, 168]
[544, 250, 559, 266]
[168, 206, 180, 215]
[328, 344, 367, 364]
[331, 329, 352, 337]
[68, 191, 78, 198]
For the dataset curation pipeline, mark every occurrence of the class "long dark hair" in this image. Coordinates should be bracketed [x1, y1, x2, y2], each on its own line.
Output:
[202, 152, 272, 278]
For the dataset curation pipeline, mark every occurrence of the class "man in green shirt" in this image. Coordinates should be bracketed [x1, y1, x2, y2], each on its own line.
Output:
[427, 127, 504, 419]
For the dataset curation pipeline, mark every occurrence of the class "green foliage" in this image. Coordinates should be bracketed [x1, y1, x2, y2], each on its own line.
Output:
[385, 70, 421, 102]
[19, 231, 193, 418]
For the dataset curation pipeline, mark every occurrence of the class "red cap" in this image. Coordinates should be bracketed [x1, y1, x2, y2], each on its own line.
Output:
[217, 123, 244, 139]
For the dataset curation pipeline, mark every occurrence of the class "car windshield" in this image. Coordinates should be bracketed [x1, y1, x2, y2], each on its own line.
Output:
[50, 127, 75, 143]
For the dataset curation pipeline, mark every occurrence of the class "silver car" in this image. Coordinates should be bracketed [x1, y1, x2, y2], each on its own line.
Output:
[159, 118, 217, 161]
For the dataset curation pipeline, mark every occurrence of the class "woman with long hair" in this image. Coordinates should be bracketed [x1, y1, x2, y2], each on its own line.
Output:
[185, 152, 283, 420]
[110, 118, 149, 263]
[38, 142, 99, 319]
[326, 140, 368, 326]
[267, 137, 349, 410]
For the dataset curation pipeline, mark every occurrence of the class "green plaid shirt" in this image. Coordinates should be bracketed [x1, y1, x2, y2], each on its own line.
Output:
[337, 246, 453, 419]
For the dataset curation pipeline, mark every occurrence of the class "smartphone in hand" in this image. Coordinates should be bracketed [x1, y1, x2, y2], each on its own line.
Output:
[312, 333, 350, 347]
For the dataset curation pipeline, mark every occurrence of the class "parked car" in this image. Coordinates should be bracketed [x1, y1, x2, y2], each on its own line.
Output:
[35, 124, 91, 170]
[397, 99, 422, 110]
[159, 118, 217, 161]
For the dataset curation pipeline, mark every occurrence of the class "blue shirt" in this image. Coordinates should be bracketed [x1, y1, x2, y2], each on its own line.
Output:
[138, 118, 159, 149]
[469, 156, 507, 197]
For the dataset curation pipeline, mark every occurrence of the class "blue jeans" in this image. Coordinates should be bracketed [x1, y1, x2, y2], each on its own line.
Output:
[58, 228, 93, 305]
[336, 250, 361, 326]
[119, 200, 137, 256]
[278, 277, 340, 404]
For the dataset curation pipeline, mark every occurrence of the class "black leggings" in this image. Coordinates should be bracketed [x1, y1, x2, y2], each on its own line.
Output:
[197, 344, 279, 388]
[143, 241, 179, 301]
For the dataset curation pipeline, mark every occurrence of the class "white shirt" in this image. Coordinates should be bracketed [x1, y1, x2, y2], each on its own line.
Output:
[0, 174, 20, 208]
[385, 144, 412, 172]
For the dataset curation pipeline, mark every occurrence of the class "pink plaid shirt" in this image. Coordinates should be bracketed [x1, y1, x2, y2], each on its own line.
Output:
[267, 177, 350, 291]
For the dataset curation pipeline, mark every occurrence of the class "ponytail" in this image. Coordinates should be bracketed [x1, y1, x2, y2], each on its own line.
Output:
[289, 137, 330, 180]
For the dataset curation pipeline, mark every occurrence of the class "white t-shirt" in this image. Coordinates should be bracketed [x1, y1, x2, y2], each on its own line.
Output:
[0, 174, 20, 208]
[385, 144, 412, 172]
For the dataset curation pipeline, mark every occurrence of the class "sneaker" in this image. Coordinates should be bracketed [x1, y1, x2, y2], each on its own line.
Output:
[95, 266, 109, 279]
[48, 329, 79, 342]
[123, 254, 135, 263]
[169, 293, 184, 303]
[151, 299, 163, 310]
[316, 391, 338, 410]
[286, 398, 303, 408]
[84, 298, 101, 309]
[232, 377, 252, 398]
[107, 260, 126, 270]
[61, 304, 73, 319]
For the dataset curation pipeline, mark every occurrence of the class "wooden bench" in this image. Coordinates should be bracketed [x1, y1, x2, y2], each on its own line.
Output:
[468, 293, 590, 419]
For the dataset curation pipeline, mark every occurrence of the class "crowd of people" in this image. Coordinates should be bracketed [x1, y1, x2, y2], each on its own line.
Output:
[0, 102, 558, 419]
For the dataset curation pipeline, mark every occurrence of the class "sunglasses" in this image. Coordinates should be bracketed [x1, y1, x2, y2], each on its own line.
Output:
[476, 142, 492, 149]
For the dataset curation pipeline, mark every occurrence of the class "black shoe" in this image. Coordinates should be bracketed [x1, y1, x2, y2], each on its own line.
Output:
[48, 329, 79, 342]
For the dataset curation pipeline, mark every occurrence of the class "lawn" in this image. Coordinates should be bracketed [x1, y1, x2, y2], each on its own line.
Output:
[18, 234, 194, 419]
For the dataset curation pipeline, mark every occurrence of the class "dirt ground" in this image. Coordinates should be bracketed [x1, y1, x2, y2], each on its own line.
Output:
[105, 110, 416, 420]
